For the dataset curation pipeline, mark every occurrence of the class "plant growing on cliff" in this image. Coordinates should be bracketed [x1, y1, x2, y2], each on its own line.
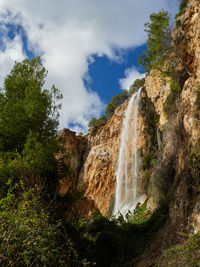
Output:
[129, 78, 145, 95]
[88, 115, 107, 130]
[138, 10, 171, 72]
[175, 0, 188, 20]
[193, 84, 200, 119]
[106, 89, 129, 118]
[88, 89, 129, 130]
[164, 78, 181, 115]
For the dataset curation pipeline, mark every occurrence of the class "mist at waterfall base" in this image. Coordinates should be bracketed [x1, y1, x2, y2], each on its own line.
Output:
[113, 88, 146, 217]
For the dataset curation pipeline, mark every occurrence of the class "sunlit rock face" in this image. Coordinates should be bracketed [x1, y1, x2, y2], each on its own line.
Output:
[77, 102, 126, 217]
[59, 94, 150, 217]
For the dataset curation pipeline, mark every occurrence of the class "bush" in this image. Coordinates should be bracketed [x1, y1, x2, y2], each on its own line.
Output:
[76, 205, 168, 266]
[142, 152, 156, 170]
[0, 186, 79, 266]
[125, 202, 150, 224]
[0, 131, 68, 195]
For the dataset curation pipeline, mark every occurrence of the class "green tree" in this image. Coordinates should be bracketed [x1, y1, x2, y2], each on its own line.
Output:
[129, 78, 145, 95]
[88, 117, 99, 129]
[0, 58, 67, 191]
[0, 57, 62, 153]
[175, 0, 188, 19]
[96, 115, 107, 127]
[88, 115, 107, 130]
[138, 10, 171, 72]
[106, 90, 129, 118]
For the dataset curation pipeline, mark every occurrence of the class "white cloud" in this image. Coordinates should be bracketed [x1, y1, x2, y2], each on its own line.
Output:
[0, 35, 25, 86]
[0, 0, 179, 132]
[119, 67, 145, 91]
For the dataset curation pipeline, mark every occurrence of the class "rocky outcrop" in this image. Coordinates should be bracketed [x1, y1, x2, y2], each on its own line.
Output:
[58, 128, 87, 195]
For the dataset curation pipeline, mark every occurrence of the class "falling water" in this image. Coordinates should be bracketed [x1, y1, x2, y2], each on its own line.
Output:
[113, 88, 143, 217]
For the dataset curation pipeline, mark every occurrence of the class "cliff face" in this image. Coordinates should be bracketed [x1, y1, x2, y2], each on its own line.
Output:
[144, 0, 200, 232]
[60, 92, 156, 217]
[60, 0, 200, 237]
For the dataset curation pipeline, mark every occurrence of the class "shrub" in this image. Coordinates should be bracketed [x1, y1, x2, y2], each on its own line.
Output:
[126, 202, 150, 224]
[0, 186, 79, 266]
[76, 205, 168, 266]
[142, 152, 155, 170]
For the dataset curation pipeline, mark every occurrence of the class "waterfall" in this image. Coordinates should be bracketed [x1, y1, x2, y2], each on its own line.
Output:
[113, 88, 143, 217]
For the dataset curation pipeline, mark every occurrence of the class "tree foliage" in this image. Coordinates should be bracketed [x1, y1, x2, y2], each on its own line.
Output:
[175, 0, 188, 19]
[0, 57, 62, 153]
[88, 90, 129, 131]
[0, 57, 67, 193]
[88, 115, 107, 130]
[138, 10, 171, 72]
[105, 90, 129, 118]
[129, 78, 145, 95]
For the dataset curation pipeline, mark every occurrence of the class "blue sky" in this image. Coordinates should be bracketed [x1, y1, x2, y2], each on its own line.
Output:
[0, 0, 179, 133]
[85, 45, 146, 104]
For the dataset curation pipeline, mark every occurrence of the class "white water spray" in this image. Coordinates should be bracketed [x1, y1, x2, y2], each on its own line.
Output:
[113, 88, 143, 217]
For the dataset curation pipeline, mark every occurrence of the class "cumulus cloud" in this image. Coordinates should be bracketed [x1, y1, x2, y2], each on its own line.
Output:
[119, 67, 145, 91]
[0, 35, 25, 86]
[0, 0, 179, 132]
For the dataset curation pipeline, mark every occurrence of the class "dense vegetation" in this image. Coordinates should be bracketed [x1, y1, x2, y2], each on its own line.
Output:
[74, 205, 168, 266]
[0, 58, 82, 266]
